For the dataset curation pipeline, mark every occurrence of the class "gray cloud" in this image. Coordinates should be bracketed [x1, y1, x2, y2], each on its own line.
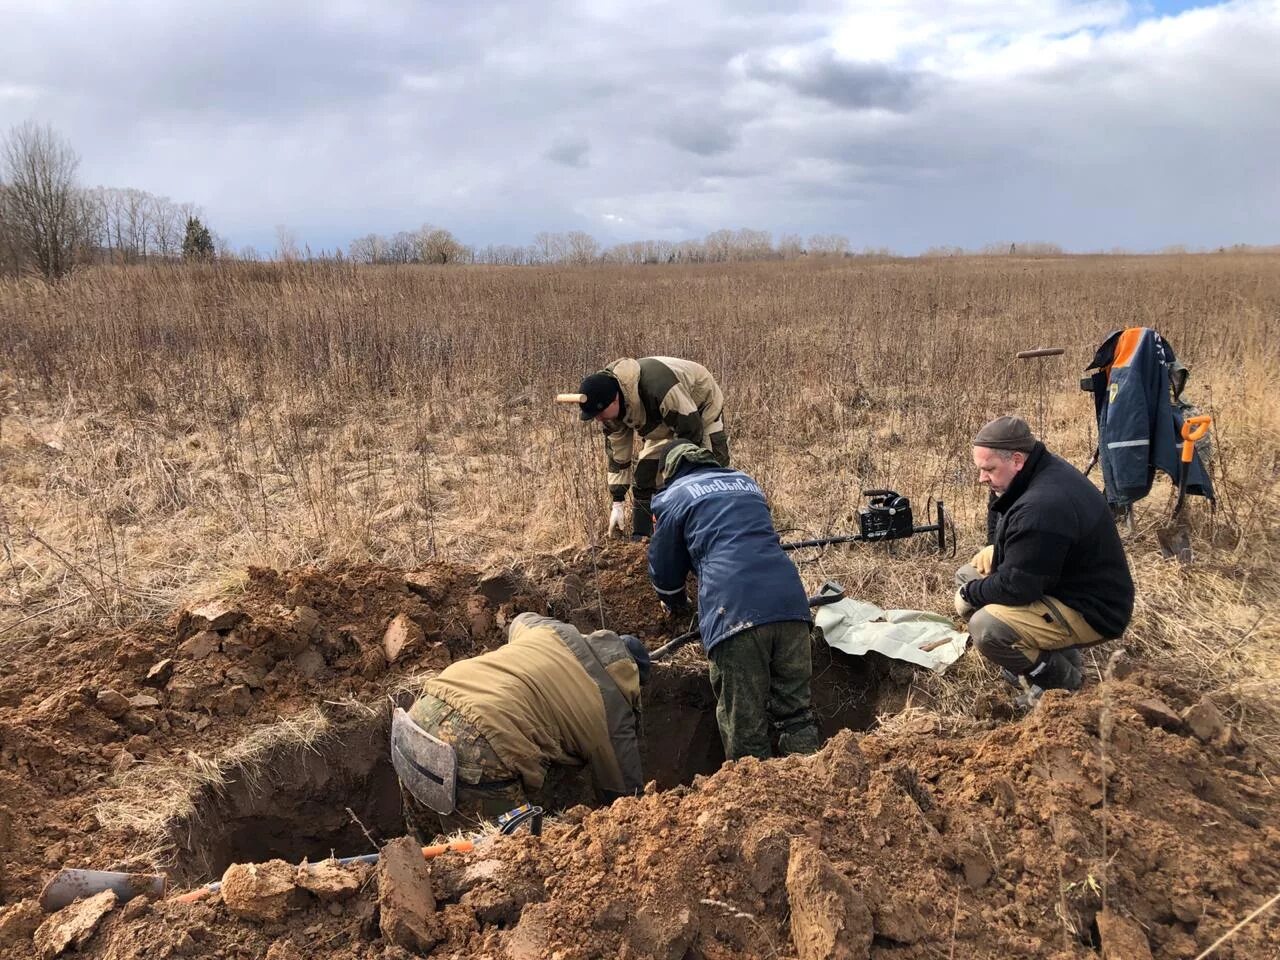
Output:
[545, 136, 591, 168]
[0, 1, 1276, 254]
[660, 112, 740, 156]
[743, 49, 928, 112]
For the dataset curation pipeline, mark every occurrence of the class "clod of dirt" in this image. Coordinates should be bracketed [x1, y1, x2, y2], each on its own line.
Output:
[625, 904, 699, 960]
[1183, 698, 1227, 744]
[377, 836, 440, 953]
[813, 729, 870, 792]
[740, 819, 792, 895]
[297, 860, 368, 901]
[785, 840, 872, 960]
[503, 901, 556, 960]
[865, 880, 928, 945]
[212, 683, 254, 716]
[0, 898, 43, 948]
[94, 688, 131, 719]
[1097, 908, 1154, 959]
[221, 860, 297, 922]
[1133, 696, 1184, 732]
[180, 599, 249, 636]
[265, 940, 306, 960]
[460, 871, 545, 928]
[143, 658, 174, 687]
[33, 889, 116, 958]
[476, 569, 525, 605]
[383, 613, 424, 664]
[177, 629, 220, 659]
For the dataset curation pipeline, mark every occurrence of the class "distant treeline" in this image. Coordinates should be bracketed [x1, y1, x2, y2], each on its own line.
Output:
[3, 122, 1276, 282]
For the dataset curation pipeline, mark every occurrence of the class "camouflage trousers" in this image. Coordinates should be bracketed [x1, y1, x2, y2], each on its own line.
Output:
[707, 620, 821, 761]
[401, 694, 528, 842]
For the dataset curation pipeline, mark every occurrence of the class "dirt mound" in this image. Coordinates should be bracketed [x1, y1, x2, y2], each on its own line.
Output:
[3, 549, 1279, 958]
[0, 550, 652, 913]
[10, 667, 1274, 960]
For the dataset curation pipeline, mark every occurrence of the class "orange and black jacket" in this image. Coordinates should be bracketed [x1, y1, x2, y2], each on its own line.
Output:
[1081, 327, 1212, 509]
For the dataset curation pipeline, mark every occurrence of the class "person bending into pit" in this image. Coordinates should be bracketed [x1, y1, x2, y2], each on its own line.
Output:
[955, 416, 1135, 709]
[394, 613, 650, 840]
[647, 441, 820, 761]
[569, 356, 729, 539]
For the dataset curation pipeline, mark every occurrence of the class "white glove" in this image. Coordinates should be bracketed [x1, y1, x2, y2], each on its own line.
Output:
[954, 589, 976, 619]
[608, 502, 627, 536]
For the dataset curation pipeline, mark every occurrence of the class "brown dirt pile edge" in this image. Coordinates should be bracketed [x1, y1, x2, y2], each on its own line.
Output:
[0, 544, 1277, 958]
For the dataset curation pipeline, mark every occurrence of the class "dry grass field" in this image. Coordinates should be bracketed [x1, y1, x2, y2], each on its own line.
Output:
[2, 255, 1278, 724]
[3, 253, 1280, 958]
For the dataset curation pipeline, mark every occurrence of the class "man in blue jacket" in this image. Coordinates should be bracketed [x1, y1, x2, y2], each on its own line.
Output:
[647, 441, 819, 760]
[956, 416, 1135, 707]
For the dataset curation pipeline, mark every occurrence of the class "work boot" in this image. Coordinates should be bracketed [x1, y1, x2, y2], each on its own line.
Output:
[631, 500, 653, 539]
[1027, 651, 1083, 693]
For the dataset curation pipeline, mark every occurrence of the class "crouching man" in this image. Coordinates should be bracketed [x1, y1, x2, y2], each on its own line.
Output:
[648, 440, 820, 760]
[956, 416, 1135, 707]
[392, 613, 650, 840]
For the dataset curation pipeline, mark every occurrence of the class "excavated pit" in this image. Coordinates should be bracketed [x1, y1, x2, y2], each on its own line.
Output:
[165, 640, 907, 883]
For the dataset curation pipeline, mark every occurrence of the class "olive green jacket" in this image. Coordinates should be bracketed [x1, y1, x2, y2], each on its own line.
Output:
[421, 614, 643, 797]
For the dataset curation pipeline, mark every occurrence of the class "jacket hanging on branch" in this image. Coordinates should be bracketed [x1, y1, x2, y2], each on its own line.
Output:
[1080, 327, 1213, 510]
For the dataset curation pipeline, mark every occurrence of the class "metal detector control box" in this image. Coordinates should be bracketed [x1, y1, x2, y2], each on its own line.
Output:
[857, 489, 914, 541]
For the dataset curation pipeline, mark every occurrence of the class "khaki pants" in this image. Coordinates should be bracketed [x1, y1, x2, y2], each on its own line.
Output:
[955, 564, 1104, 672]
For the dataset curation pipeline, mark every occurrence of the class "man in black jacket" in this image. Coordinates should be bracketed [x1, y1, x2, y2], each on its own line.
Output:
[955, 416, 1135, 706]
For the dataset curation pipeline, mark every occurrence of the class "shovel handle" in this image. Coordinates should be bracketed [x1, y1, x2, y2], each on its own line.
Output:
[173, 884, 218, 904]
[1180, 415, 1211, 462]
[422, 840, 474, 859]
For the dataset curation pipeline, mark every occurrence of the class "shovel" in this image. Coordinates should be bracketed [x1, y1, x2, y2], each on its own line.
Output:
[650, 581, 847, 662]
[1157, 415, 1211, 563]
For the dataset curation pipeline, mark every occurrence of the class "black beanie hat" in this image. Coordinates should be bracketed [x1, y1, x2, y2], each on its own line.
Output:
[578, 373, 620, 421]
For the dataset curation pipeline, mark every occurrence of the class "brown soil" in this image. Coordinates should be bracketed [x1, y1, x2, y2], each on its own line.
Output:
[2, 544, 1279, 959]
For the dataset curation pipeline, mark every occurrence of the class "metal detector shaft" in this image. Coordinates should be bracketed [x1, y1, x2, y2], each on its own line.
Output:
[781, 501, 947, 554]
[650, 582, 846, 662]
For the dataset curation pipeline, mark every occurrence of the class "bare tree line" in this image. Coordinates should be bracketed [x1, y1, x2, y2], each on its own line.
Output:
[1, 121, 223, 279]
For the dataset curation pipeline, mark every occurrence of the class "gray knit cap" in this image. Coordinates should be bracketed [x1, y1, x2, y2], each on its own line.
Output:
[973, 416, 1037, 452]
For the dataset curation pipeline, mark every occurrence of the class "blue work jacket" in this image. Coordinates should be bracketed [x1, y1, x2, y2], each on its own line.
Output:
[648, 467, 810, 652]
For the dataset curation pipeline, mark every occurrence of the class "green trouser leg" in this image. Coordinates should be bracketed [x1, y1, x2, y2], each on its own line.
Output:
[708, 620, 820, 761]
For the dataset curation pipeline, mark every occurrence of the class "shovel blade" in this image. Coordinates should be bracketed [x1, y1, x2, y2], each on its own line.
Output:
[1157, 524, 1193, 564]
[39, 868, 167, 913]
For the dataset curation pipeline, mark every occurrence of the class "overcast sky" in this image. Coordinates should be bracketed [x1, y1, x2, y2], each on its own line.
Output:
[2, 0, 1277, 254]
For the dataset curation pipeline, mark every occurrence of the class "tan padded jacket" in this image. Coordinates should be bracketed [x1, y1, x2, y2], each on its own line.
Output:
[601, 356, 725, 498]
[421, 614, 643, 797]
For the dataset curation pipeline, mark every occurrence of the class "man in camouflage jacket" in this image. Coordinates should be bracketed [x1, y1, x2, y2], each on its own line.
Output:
[573, 356, 729, 538]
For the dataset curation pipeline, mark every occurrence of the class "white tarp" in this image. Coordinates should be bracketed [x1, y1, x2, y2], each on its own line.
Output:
[814, 598, 968, 673]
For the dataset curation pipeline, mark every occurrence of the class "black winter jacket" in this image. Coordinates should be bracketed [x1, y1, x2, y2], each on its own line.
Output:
[961, 444, 1134, 639]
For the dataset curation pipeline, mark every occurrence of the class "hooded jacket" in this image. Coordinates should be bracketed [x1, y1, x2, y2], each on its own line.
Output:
[648, 465, 810, 652]
[961, 444, 1134, 639]
[600, 357, 725, 499]
[1082, 327, 1212, 508]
